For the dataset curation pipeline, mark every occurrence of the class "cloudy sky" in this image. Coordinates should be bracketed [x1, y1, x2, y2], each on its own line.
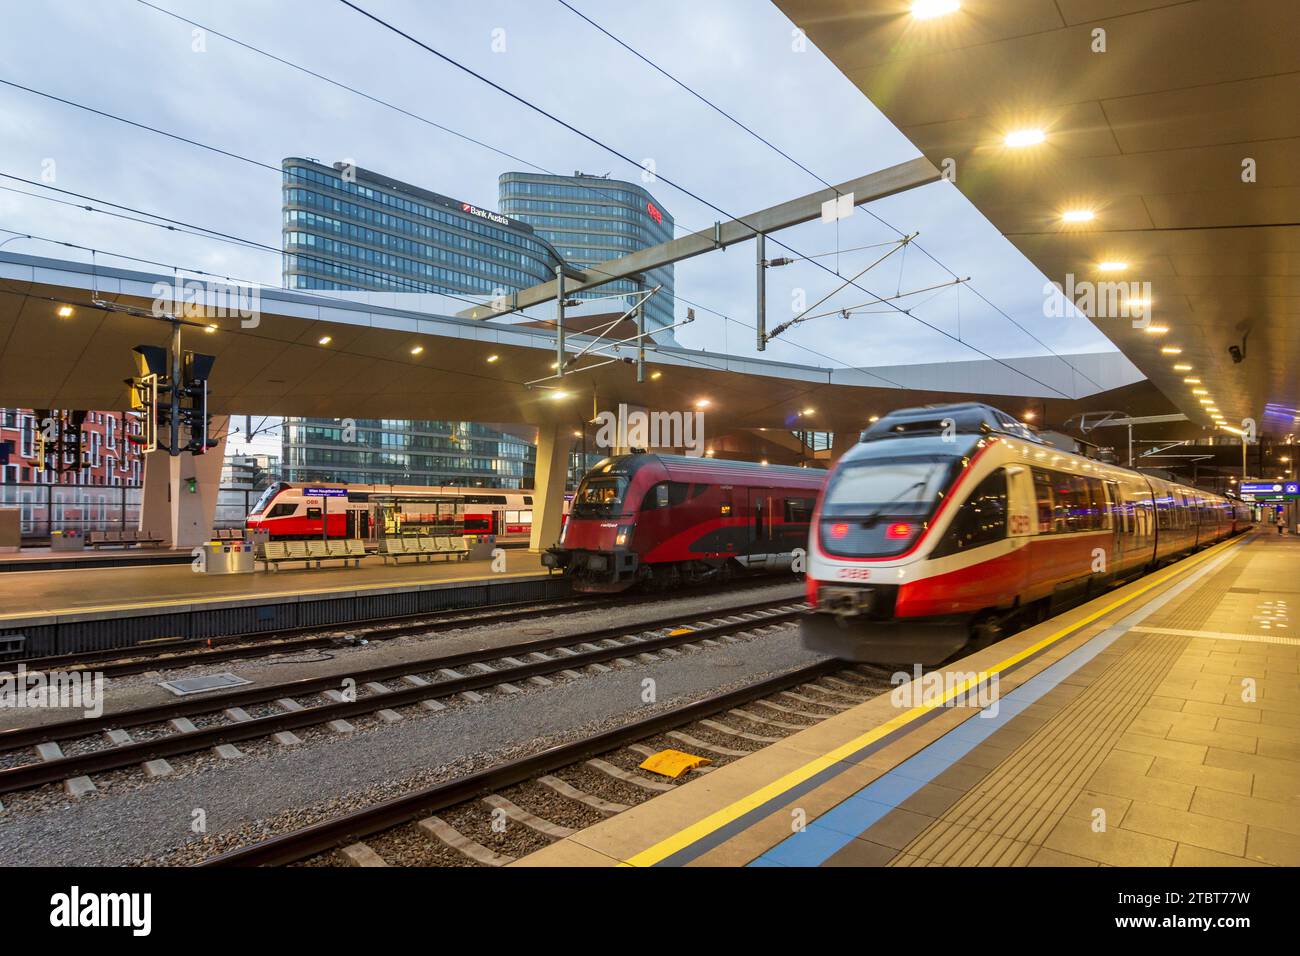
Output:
[0, 0, 1132, 447]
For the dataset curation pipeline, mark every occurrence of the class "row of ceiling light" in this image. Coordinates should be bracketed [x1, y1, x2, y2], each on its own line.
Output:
[904, 0, 1233, 435]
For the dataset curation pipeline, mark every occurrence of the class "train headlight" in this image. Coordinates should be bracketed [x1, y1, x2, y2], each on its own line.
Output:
[830, 523, 850, 539]
[615, 525, 632, 546]
[885, 522, 914, 540]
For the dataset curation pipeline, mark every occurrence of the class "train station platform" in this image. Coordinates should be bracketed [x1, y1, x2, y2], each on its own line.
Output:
[0, 550, 563, 657]
[522, 531, 1299, 867]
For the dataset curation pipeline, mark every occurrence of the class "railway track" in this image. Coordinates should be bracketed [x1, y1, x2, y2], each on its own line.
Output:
[198, 659, 893, 867]
[0, 596, 808, 797]
[17, 576, 798, 678]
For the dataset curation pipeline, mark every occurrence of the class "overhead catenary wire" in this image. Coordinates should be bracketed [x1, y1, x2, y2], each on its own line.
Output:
[335, 0, 1075, 399]
[0, 73, 904, 388]
[545, 0, 1103, 396]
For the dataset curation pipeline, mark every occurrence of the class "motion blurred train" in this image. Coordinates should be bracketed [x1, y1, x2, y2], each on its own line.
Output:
[245, 481, 546, 541]
[543, 453, 826, 592]
[803, 403, 1252, 664]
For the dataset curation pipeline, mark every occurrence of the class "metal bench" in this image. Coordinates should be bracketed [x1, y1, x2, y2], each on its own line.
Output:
[258, 540, 314, 571]
[380, 537, 432, 565]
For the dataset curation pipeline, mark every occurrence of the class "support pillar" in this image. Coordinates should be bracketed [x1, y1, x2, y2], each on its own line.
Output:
[830, 428, 860, 465]
[529, 422, 573, 553]
[138, 415, 228, 549]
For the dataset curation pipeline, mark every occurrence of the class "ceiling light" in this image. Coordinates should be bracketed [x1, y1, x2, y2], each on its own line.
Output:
[410, 345, 423, 355]
[695, 399, 710, 409]
[486, 354, 499, 363]
[911, 0, 960, 18]
[802, 408, 815, 416]
[204, 324, 218, 334]
[1199, 399, 1214, 405]
[650, 371, 662, 380]
[868, 415, 879, 423]
[1192, 389, 1208, 395]
[1004, 129, 1045, 148]
[56, 305, 73, 318]
[318, 336, 332, 345]
[1098, 261, 1128, 272]
[1023, 410, 1036, 420]
[1183, 377, 1201, 384]
[1173, 363, 1192, 371]
[1161, 346, 1182, 354]
[1062, 210, 1094, 223]
[1143, 325, 1168, 334]
[549, 390, 569, 400]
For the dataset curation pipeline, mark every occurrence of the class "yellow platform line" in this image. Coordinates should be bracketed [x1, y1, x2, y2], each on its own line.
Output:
[621, 534, 1248, 867]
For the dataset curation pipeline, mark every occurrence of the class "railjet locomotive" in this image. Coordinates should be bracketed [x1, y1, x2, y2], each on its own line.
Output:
[804, 403, 1251, 664]
[543, 453, 826, 592]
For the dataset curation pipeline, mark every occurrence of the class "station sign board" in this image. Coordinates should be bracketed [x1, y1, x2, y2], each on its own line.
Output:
[303, 487, 348, 497]
[1239, 481, 1299, 497]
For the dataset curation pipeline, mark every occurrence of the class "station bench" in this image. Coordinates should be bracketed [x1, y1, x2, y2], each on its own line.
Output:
[379, 536, 470, 565]
[212, 528, 245, 541]
[258, 539, 367, 570]
[87, 530, 165, 549]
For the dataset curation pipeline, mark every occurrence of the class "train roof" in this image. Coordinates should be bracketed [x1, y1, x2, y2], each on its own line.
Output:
[590, 453, 826, 485]
[860, 402, 1044, 445]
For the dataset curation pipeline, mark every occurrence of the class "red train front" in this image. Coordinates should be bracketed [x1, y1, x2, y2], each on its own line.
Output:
[543, 453, 825, 592]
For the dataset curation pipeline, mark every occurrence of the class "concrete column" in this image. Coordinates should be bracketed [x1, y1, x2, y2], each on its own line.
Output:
[529, 423, 573, 552]
[138, 415, 228, 548]
[830, 428, 860, 464]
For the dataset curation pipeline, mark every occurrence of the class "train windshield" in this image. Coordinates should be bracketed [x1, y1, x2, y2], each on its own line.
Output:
[819, 456, 958, 558]
[248, 482, 289, 516]
[822, 457, 955, 519]
[571, 475, 629, 517]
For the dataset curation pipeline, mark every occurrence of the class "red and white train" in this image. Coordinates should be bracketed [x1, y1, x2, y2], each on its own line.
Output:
[543, 453, 826, 592]
[244, 481, 546, 541]
[803, 403, 1252, 664]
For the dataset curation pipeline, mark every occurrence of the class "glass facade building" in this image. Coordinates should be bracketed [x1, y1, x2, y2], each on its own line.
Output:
[280, 419, 535, 489]
[282, 158, 564, 297]
[498, 172, 676, 339]
[280, 158, 550, 488]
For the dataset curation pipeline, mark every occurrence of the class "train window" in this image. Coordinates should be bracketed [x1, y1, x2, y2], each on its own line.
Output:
[249, 482, 289, 516]
[932, 468, 1008, 556]
[572, 476, 628, 516]
[305, 507, 322, 520]
[641, 482, 691, 511]
[265, 503, 297, 519]
[784, 497, 815, 523]
[1088, 479, 1111, 531]
[821, 455, 956, 520]
[1031, 469, 1055, 533]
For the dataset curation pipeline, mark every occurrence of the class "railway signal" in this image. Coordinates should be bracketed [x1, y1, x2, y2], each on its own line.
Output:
[123, 341, 216, 456]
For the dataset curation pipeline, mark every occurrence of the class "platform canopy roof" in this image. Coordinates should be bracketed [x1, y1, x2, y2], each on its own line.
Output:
[776, 0, 1300, 438]
[0, 251, 1188, 438]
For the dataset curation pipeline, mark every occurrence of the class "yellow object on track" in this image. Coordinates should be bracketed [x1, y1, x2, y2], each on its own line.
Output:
[639, 749, 711, 779]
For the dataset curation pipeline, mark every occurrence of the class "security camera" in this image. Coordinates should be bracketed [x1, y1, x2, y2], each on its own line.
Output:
[1228, 345, 1244, 364]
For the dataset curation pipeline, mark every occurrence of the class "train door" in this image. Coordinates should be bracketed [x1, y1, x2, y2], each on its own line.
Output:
[345, 508, 371, 540]
[746, 488, 776, 563]
[718, 486, 736, 554]
[1103, 480, 1124, 574]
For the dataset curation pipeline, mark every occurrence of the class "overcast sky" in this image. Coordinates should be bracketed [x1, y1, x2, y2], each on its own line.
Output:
[0, 0, 1135, 452]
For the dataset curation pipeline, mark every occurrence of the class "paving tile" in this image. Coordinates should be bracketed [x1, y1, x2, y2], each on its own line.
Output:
[859, 806, 940, 851]
[1120, 801, 1247, 856]
[1189, 789, 1300, 837]
[1244, 826, 1300, 866]
[1085, 765, 1195, 811]
[1026, 847, 1101, 867]
[1219, 718, 1300, 745]
[1098, 749, 1156, 775]
[822, 838, 897, 867]
[1043, 813, 1177, 866]
[896, 782, 966, 818]
[1172, 844, 1267, 867]
[1114, 732, 1208, 764]
[1146, 756, 1253, 796]
[1167, 726, 1258, 755]
[1064, 790, 1131, 828]
[1182, 699, 1262, 723]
